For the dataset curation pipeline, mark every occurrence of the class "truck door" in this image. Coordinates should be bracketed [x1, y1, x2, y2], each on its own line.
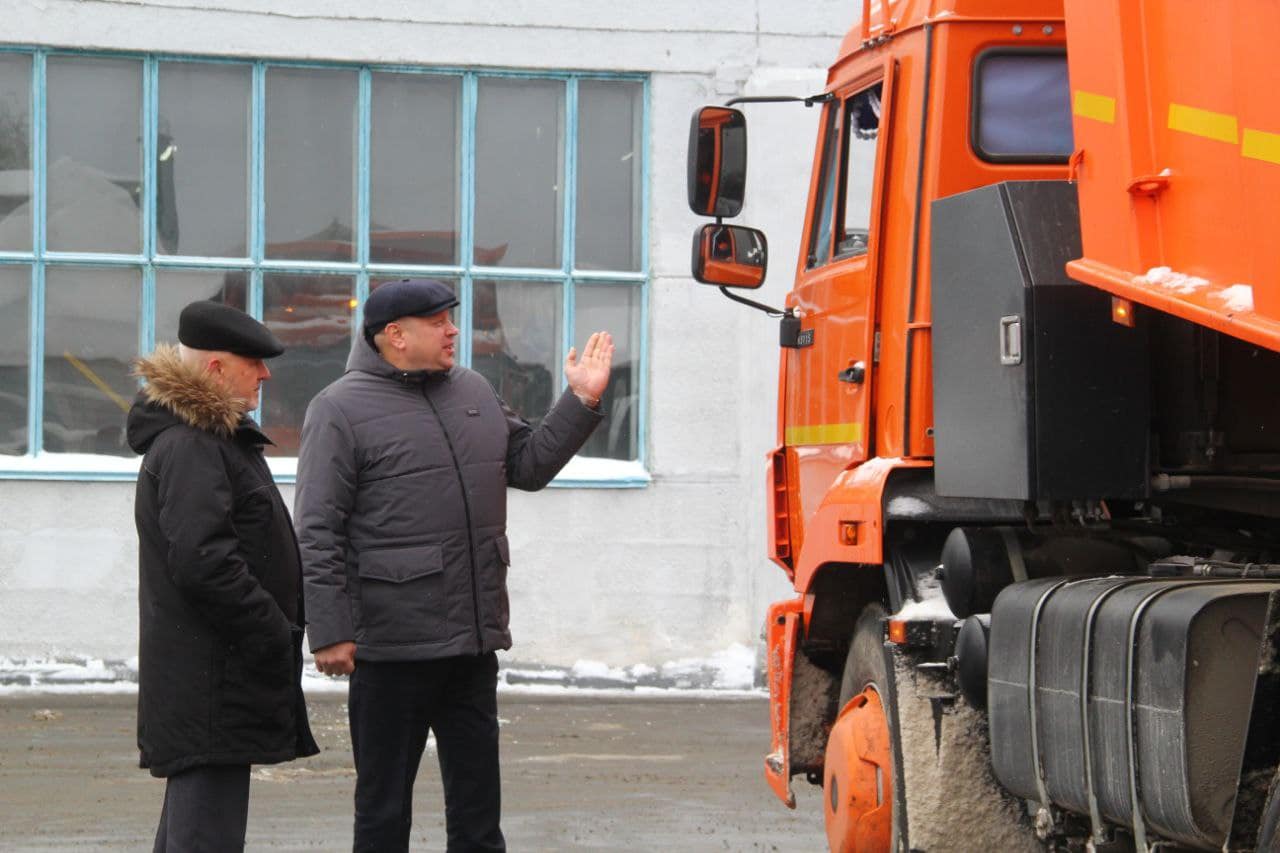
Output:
[786, 67, 894, 466]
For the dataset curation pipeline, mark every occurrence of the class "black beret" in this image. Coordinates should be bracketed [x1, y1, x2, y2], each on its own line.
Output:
[178, 300, 285, 359]
[363, 279, 459, 342]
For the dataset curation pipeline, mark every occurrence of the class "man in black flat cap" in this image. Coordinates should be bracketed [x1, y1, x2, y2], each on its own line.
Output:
[126, 300, 318, 852]
[295, 278, 613, 852]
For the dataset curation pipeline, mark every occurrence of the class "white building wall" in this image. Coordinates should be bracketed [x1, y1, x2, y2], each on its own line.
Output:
[0, 0, 850, 674]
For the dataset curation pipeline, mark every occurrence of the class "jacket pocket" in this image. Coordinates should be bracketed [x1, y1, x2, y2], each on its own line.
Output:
[356, 544, 447, 644]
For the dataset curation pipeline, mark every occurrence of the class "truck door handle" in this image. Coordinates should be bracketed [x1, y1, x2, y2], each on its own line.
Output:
[999, 315, 1022, 365]
[838, 361, 866, 384]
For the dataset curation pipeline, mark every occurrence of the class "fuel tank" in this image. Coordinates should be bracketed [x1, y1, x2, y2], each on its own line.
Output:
[987, 575, 1280, 849]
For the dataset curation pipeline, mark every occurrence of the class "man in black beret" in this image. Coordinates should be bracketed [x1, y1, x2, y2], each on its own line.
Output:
[126, 300, 318, 852]
[296, 279, 613, 851]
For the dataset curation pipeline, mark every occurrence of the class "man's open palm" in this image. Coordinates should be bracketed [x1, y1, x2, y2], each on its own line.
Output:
[565, 331, 614, 405]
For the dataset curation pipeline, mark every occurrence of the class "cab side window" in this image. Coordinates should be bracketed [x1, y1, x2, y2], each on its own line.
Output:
[836, 83, 882, 258]
[806, 105, 839, 268]
[807, 81, 884, 268]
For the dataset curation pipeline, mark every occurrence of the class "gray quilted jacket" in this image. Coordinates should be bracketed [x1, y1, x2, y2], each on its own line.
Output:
[295, 338, 602, 661]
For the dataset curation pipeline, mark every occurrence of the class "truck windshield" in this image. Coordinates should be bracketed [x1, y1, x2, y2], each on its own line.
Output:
[973, 51, 1072, 162]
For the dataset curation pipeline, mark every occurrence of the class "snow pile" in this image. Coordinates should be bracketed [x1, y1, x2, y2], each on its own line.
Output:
[894, 570, 956, 622]
[1213, 284, 1255, 313]
[1, 646, 767, 697]
[0, 656, 136, 693]
[1135, 266, 1209, 294]
[886, 495, 932, 518]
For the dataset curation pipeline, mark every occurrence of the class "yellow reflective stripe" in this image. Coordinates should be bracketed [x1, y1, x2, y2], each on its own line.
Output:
[1168, 103, 1238, 144]
[1243, 128, 1280, 165]
[1073, 90, 1116, 124]
[785, 423, 863, 446]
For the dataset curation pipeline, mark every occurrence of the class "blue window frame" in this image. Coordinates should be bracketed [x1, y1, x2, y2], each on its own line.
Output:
[0, 48, 650, 485]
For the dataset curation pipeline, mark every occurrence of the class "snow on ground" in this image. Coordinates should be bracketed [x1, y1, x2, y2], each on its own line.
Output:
[0, 645, 764, 698]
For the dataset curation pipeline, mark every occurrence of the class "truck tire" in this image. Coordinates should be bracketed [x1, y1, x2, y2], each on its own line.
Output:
[825, 602, 902, 853]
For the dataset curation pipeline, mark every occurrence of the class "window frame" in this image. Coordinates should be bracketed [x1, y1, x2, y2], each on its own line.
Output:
[969, 47, 1073, 165]
[0, 46, 651, 486]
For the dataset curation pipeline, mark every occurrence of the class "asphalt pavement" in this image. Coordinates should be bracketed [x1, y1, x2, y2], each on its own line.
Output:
[0, 691, 829, 851]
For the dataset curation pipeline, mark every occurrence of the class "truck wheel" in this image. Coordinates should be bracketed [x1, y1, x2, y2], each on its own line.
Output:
[824, 602, 899, 853]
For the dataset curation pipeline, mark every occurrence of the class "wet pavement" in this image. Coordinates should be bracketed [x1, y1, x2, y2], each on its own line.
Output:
[0, 692, 829, 851]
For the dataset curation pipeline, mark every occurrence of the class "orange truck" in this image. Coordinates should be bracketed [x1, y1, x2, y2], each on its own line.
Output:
[686, 1, 1280, 850]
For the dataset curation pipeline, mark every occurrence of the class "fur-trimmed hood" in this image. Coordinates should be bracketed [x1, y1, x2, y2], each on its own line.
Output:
[126, 344, 251, 452]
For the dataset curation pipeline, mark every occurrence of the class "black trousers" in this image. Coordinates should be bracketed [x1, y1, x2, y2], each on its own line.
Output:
[152, 763, 250, 853]
[350, 653, 505, 853]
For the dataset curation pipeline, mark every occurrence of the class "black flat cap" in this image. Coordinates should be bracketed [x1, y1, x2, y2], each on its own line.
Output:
[363, 279, 459, 343]
[178, 300, 284, 358]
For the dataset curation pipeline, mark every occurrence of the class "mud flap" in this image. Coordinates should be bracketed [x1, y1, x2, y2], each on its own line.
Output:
[764, 598, 803, 808]
[887, 643, 1040, 852]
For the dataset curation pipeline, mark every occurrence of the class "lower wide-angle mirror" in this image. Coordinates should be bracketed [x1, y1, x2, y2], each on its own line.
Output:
[691, 223, 767, 289]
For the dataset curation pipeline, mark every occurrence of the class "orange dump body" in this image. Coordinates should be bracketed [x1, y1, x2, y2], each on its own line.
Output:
[1063, 0, 1280, 351]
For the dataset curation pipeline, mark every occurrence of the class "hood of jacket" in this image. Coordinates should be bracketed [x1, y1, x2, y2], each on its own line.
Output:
[345, 334, 455, 385]
[126, 344, 250, 453]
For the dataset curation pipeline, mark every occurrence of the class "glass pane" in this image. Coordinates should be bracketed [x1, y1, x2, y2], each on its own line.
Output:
[573, 283, 640, 460]
[261, 273, 355, 455]
[475, 79, 564, 269]
[0, 265, 29, 454]
[575, 80, 642, 272]
[806, 105, 838, 268]
[472, 279, 561, 425]
[837, 83, 883, 259]
[158, 62, 251, 257]
[370, 73, 461, 265]
[977, 54, 1073, 159]
[154, 269, 249, 347]
[265, 68, 357, 262]
[0, 55, 32, 252]
[43, 267, 139, 456]
[46, 57, 143, 254]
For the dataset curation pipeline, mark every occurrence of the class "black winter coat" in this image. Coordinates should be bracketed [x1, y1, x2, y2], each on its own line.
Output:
[295, 337, 602, 662]
[127, 345, 319, 778]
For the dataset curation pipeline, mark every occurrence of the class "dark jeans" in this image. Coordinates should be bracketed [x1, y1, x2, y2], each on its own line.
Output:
[152, 764, 250, 853]
[350, 653, 505, 853]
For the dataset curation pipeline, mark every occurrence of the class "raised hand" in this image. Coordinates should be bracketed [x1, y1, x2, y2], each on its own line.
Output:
[564, 331, 614, 407]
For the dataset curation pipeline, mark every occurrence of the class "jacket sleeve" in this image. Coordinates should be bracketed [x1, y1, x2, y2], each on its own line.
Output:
[154, 433, 292, 660]
[294, 394, 358, 652]
[504, 388, 604, 491]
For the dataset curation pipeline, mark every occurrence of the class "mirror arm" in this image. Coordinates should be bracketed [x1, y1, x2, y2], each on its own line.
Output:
[724, 93, 833, 108]
[719, 286, 788, 319]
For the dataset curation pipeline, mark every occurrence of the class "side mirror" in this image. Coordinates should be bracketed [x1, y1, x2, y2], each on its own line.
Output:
[691, 224, 767, 289]
[687, 106, 746, 218]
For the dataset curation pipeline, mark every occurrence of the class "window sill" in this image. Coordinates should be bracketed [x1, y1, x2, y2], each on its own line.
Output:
[0, 453, 652, 488]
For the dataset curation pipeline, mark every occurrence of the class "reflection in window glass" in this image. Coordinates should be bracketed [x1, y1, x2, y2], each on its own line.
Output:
[265, 68, 357, 262]
[46, 57, 143, 254]
[976, 54, 1073, 159]
[838, 83, 883, 258]
[261, 273, 355, 455]
[476, 79, 564, 269]
[576, 80, 642, 272]
[0, 265, 29, 455]
[158, 62, 251, 257]
[0, 56, 31, 252]
[43, 267, 139, 456]
[472, 279, 561, 425]
[154, 270, 248, 347]
[371, 73, 461, 265]
[574, 283, 640, 460]
[807, 106, 839, 268]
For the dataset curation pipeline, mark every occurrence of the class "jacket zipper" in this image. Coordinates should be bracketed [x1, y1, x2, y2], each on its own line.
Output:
[421, 387, 484, 653]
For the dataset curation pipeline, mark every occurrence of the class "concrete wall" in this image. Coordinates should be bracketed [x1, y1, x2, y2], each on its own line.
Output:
[0, 0, 850, 673]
